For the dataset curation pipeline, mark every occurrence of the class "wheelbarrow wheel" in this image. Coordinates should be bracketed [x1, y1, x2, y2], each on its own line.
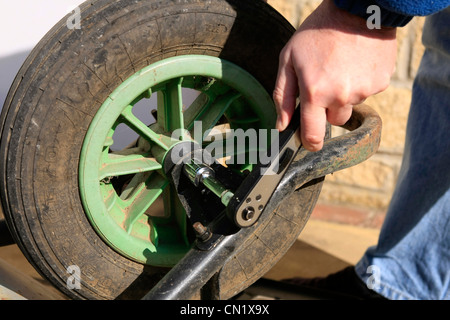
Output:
[0, 0, 325, 300]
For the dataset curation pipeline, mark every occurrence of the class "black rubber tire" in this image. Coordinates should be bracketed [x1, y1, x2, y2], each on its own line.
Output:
[0, 0, 324, 300]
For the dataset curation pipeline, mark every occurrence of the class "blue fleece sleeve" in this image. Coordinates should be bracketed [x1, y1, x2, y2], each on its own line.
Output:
[334, 0, 450, 27]
[376, 0, 450, 16]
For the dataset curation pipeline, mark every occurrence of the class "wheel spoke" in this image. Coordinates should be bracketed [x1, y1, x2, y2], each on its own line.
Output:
[120, 105, 170, 151]
[157, 77, 185, 133]
[99, 151, 162, 181]
[119, 172, 150, 200]
[123, 173, 169, 234]
[189, 91, 241, 139]
[162, 184, 189, 245]
[183, 93, 211, 131]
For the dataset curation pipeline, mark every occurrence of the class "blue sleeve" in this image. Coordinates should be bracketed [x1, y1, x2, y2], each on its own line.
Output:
[376, 0, 450, 16]
[334, 0, 450, 27]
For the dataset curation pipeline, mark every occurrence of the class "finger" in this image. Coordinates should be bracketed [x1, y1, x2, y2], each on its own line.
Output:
[273, 53, 299, 131]
[326, 104, 353, 126]
[300, 99, 327, 152]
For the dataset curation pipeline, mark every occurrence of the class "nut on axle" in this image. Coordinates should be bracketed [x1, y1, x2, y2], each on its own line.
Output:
[193, 222, 213, 242]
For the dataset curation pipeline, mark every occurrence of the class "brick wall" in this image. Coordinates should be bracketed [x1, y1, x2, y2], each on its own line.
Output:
[267, 0, 426, 227]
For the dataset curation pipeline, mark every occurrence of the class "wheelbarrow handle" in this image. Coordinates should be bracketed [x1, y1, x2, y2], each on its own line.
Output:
[142, 103, 382, 300]
[282, 103, 382, 191]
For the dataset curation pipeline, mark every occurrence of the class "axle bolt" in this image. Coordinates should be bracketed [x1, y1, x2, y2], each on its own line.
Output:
[193, 222, 212, 242]
[242, 206, 255, 221]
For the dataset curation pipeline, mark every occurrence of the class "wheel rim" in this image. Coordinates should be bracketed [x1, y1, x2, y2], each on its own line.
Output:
[79, 55, 276, 266]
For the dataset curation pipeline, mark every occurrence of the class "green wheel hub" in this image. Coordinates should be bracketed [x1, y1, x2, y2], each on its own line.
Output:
[79, 55, 276, 267]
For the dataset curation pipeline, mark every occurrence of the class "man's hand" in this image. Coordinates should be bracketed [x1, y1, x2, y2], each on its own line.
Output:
[273, 0, 397, 151]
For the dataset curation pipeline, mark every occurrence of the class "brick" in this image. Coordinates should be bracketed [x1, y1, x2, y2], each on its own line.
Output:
[267, 0, 297, 25]
[318, 153, 402, 210]
[294, 0, 322, 27]
[268, 0, 320, 27]
[365, 86, 411, 153]
[319, 183, 393, 210]
[409, 17, 426, 78]
[325, 155, 398, 191]
[311, 204, 385, 228]
[393, 17, 426, 81]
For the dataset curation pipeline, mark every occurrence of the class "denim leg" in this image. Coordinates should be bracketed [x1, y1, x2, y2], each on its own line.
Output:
[355, 8, 450, 300]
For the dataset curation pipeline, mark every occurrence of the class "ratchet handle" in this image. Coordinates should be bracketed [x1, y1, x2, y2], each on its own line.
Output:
[226, 106, 302, 228]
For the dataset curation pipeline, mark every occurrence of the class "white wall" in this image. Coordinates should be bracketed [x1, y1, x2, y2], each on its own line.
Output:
[0, 0, 85, 58]
[0, 1, 85, 108]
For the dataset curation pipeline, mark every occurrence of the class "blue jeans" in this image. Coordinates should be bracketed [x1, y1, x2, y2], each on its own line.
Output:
[355, 8, 450, 300]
